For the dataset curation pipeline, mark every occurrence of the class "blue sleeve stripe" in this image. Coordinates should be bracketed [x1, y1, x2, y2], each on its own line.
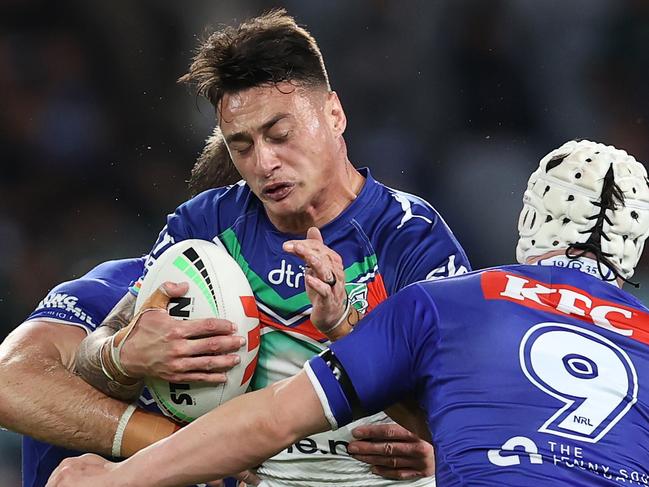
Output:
[24, 312, 94, 334]
[305, 355, 355, 428]
[303, 361, 338, 430]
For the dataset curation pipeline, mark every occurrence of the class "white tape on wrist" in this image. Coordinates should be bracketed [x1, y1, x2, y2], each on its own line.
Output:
[321, 298, 351, 336]
[99, 339, 116, 381]
[109, 333, 135, 378]
[112, 403, 137, 458]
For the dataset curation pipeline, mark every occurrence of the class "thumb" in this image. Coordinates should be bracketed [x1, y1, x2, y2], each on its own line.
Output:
[139, 281, 188, 311]
[306, 226, 323, 243]
[161, 281, 189, 297]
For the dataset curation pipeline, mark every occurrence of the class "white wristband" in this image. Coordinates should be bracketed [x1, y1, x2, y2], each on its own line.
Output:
[109, 333, 134, 378]
[321, 298, 351, 336]
[112, 403, 137, 458]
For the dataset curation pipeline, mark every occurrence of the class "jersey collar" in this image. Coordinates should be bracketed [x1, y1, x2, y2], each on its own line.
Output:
[535, 254, 619, 287]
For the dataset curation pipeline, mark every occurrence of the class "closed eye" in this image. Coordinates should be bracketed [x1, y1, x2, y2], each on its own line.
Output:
[268, 130, 290, 142]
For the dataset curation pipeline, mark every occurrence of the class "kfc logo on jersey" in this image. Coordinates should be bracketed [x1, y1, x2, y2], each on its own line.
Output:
[481, 271, 649, 346]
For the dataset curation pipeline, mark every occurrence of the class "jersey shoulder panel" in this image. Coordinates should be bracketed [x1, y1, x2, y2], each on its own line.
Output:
[167, 183, 257, 240]
[355, 180, 470, 293]
[26, 258, 144, 333]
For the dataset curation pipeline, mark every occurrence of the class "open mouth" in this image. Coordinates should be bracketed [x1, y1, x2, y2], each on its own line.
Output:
[262, 182, 294, 202]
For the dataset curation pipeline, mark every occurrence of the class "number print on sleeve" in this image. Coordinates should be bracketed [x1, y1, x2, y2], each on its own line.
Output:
[520, 323, 638, 443]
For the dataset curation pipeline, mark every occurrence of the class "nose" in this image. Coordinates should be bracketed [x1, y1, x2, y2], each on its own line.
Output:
[254, 141, 281, 178]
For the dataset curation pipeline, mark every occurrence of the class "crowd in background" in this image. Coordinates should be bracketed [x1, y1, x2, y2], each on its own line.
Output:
[2, 0, 648, 482]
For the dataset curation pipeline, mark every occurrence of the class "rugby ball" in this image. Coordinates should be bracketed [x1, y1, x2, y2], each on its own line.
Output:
[135, 239, 260, 423]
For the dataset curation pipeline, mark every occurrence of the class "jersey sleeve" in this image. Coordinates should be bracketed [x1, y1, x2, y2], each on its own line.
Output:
[304, 283, 438, 429]
[130, 187, 238, 296]
[375, 191, 471, 294]
[26, 258, 144, 334]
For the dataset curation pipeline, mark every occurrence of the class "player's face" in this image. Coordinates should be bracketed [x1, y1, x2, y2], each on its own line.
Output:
[219, 82, 346, 227]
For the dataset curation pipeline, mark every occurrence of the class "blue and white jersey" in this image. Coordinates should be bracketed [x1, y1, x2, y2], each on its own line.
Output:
[307, 261, 649, 486]
[21, 258, 234, 487]
[131, 168, 470, 486]
[26, 258, 145, 333]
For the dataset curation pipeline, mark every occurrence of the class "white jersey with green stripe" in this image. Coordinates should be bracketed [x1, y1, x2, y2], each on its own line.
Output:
[133, 168, 470, 486]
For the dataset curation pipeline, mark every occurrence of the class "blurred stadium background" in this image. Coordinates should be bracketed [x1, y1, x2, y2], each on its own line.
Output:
[2, 0, 649, 483]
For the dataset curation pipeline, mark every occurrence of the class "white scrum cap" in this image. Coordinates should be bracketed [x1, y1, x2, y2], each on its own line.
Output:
[516, 139, 649, 279]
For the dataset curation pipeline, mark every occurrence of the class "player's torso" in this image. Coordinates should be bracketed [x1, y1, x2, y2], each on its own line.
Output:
[214, 194, 434, 486]
[144, 171, 466, 486]
[421, 264, 649, 486]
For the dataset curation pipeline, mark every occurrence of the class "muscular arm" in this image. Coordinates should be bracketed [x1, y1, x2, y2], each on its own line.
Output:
[0, 320, 126, 454]
[0, 319, 181, 457]
[75, 292, 144, 402]
[119, 372, 328, 487]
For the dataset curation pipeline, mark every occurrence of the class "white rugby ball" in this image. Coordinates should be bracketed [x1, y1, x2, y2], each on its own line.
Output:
[135, 239, 260, 423]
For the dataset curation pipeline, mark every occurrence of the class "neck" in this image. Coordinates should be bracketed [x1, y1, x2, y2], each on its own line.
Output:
[268, 161, 365, 234]
[526, 250, 623, 287]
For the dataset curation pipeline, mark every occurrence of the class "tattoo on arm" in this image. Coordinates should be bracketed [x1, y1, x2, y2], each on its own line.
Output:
[74, 293, 144, 401]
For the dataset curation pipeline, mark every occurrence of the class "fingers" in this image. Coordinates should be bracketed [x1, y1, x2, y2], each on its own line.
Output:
[160, 370, 228, 384]
[178, 318, 238, 339]
[352, 423, 418, 441]
[234, 469, 261, 485]
[370, 466, 424, 481]
[349, 424, 434, 479]
[305, 273, 332, 298]
[282, 228, 344, 291]
[306, 226, 324, 243]
[303, 246, 336, 282]
[175, 353, 241, 372]
[347, 440, 432, 465]
[350, 448, 433, 479]
[183, 335, 246, 355]
[347, 425, 435, 480]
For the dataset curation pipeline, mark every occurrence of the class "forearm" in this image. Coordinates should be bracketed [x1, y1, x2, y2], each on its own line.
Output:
[0, 328, 124, 454]
[117, 372, 329, 487]
[0, 321, 178, 457]
[75, 293, 143, 401]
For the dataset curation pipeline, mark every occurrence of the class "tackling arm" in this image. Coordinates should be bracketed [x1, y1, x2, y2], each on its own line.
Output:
[0, 320, 177, 456]
[75, 292, 143, 402]
[118, 372, 328, 487]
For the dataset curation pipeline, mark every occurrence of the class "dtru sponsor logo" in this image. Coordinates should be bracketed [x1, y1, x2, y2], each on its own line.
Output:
[268, 259, 306, 289]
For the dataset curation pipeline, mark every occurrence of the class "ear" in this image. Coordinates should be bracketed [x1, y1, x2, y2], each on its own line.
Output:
[326, 91, 347, 137]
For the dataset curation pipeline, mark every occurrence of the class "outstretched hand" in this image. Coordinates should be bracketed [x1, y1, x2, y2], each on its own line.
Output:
[348, 423, 435, 481]
[283, 227, 348, 335]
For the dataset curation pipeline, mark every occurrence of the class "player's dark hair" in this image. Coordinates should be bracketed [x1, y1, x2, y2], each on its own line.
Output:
[187, 128, 240, 196]
[566, 164, 638, 286]
[179, 9, 330, 108]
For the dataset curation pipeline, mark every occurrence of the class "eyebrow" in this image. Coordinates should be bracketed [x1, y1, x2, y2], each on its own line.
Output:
[225, 113, 292, 144]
